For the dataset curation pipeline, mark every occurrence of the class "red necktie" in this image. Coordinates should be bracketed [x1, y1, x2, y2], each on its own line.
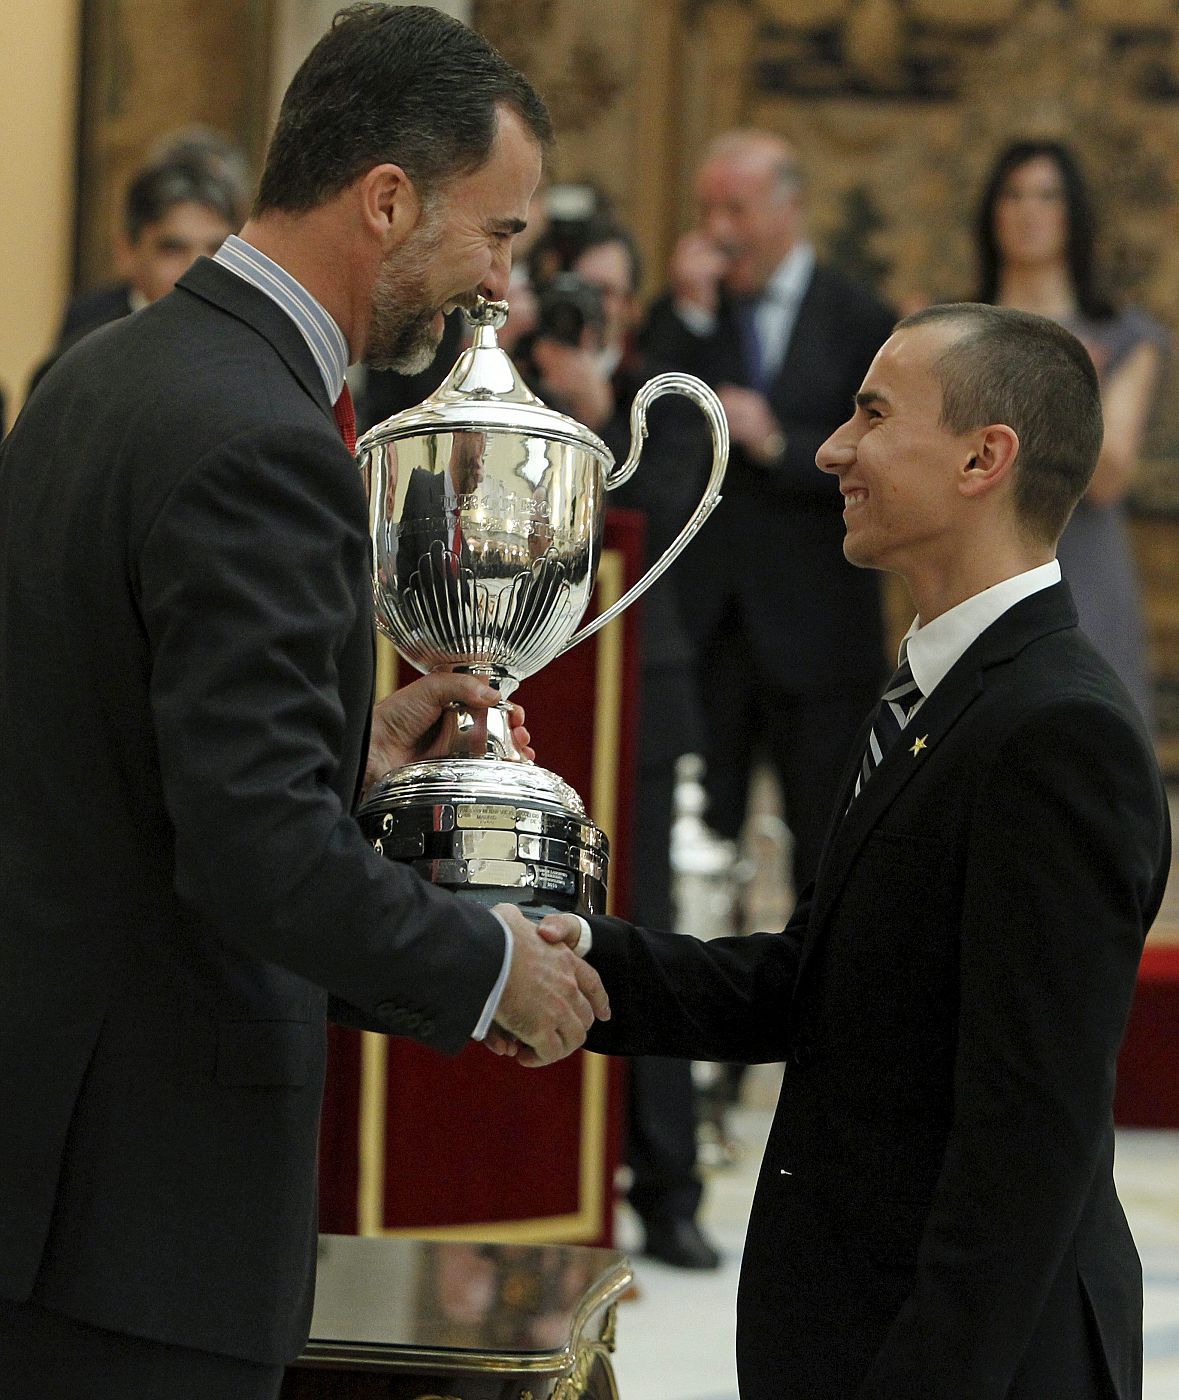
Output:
[333, 382, 357, 454]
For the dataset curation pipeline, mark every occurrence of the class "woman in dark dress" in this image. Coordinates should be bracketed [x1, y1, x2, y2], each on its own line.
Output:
[975, 138, 1168, 729]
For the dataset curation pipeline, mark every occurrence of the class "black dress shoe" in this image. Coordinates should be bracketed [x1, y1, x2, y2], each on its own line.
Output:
[641, 1218, 721, 1270]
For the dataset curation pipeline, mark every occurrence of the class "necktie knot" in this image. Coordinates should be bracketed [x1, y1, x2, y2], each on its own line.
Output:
[851, 648, 923, 803]
[333, 382, 357, 455]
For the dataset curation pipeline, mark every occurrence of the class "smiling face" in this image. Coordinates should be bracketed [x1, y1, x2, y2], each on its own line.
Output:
[367, 104, 542, 372]
[817, 322, 980, 583]
[992, 154, 1070, 271]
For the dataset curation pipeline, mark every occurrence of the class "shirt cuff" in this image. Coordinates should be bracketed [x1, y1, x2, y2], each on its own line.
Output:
[470, 910, 513, 1041]
[573, 916, 592, 957]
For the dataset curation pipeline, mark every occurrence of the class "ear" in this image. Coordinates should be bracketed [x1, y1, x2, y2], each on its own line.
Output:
[356, 163, 422, 247]
[958, 424, 1020, 501]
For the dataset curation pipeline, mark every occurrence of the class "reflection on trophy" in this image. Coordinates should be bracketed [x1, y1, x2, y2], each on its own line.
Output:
[356, 298, 728, 916]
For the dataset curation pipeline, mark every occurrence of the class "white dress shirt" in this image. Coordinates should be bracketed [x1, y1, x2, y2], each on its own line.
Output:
[903, 560, 1062, 716]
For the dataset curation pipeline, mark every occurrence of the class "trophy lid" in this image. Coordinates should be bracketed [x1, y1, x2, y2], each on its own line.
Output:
[355, 298, 613, 465]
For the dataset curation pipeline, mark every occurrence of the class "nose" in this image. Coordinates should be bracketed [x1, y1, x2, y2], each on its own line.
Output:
[703, 207, 731, 247]
[816, 420, 857, 476]
[479, 243, 512, 303]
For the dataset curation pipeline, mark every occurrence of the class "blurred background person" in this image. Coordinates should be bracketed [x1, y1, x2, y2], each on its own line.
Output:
[975, 138, 1169, 730]
[522, 217, 720, 1269]
[641, 129, 895, 905]
[29, 140, 247, 393]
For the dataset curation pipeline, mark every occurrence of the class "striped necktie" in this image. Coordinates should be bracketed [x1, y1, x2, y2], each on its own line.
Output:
[852, 647, 923, 802]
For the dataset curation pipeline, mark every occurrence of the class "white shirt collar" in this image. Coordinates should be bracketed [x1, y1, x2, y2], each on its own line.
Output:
[903, 560, 1062, 701]
[764, 241, 815, 308]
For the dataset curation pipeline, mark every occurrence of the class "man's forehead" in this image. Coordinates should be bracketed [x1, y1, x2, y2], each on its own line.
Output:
[863, 323, 956, 404]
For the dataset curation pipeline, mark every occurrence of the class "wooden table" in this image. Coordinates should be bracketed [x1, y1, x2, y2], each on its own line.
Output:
[281, 1235, 632, 1400]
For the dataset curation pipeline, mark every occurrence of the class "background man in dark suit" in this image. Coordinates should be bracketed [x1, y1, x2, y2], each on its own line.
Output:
[0, 7, 608, 1398]
[29, 143, 246, 392]
[642, 128, 895, 893]
[530, 303, 1171, 1398]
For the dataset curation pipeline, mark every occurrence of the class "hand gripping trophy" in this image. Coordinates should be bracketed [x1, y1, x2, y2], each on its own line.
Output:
[356, 299, 728, 917]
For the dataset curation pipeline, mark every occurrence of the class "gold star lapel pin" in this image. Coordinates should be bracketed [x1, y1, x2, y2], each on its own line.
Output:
[909, 735, 928, 757]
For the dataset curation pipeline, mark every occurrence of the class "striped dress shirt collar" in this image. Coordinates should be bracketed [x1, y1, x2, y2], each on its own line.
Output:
[212, 234, 350, 403]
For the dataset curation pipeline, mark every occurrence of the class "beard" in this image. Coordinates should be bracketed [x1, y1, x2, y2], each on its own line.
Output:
[367, 209, 452, 374]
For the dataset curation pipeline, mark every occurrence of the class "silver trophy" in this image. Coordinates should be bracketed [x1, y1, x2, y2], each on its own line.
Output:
[356, 299, 728, 916]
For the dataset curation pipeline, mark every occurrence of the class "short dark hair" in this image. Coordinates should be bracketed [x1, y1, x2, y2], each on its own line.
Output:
[570, 218, 643, 294]
[124, 157, 241, 243]
[897, 303, 1103, 543]
[974, 139, 1113, 321]
[256, 3, 552, 214]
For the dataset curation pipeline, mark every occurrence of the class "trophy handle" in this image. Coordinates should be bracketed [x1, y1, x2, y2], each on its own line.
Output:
[560, 373, 728, 654]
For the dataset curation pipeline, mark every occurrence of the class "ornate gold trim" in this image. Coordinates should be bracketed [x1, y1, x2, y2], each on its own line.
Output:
[355, 552, 626, 1239]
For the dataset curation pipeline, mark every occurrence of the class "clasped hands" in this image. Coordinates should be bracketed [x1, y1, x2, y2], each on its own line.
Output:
[365, 673, 610, 1067]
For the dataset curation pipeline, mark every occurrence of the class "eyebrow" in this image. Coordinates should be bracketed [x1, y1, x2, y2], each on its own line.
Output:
[492, 217, 528, 235]
[855, 390, 890, 412]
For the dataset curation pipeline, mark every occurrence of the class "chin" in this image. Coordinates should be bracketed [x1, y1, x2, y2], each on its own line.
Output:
[842, 535, 876, 570]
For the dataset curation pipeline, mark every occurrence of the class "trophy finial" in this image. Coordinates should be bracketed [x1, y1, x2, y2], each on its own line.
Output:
[463, 297, 510, 330]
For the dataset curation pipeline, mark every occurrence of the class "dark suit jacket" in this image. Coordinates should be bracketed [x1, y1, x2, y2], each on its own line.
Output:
[642, 262, 895, 691]
[28, 282, 136, 396]
[0, 258, 505, 1365]
[586, 583, 1170, 1399]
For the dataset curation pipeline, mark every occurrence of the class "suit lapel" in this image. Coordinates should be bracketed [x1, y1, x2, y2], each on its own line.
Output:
[803, 583, 1080, 954]
[175, 257, 335, 423]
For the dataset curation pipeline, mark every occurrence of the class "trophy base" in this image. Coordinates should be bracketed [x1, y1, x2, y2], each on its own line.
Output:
[358, 759, 609, 917]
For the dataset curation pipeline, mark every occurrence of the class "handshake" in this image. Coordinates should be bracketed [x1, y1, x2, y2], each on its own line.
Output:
[485, 905, 605, 1068]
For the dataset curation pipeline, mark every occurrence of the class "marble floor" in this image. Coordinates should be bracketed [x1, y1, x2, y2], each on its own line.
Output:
[609, 1067, 1179, 1400]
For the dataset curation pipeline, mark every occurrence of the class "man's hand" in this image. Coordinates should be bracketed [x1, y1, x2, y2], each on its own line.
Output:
[487, 903, 610, 1067]
[365, 673, 533, 791]
[717, 384, 786, 466]
[669, 231, 728, 316]
[535, 913, 583, 950]
[531, 338, 614, 431]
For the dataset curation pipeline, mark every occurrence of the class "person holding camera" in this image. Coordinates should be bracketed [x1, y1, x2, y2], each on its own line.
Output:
[525, 222, 721, 1271]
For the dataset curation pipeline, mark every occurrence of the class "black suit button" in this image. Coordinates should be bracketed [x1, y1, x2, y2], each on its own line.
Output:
[791, 1039, 815, 1068]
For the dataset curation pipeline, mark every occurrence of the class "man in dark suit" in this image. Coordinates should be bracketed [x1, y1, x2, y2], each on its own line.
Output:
[643, 129, 895, 892]
[28, 149, 244, 393]
[529, 304, 1171, 1398]
[0, 7, 608, 1398]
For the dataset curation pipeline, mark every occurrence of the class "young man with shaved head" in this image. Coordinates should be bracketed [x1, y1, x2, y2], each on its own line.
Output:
[535, 304, 1169, 1399]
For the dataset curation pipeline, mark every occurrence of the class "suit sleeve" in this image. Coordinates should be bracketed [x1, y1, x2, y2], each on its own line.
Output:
[584, 890, 812, 1063]
[855, 699, 1168, 1399]
[137, 423, 505, 1055]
